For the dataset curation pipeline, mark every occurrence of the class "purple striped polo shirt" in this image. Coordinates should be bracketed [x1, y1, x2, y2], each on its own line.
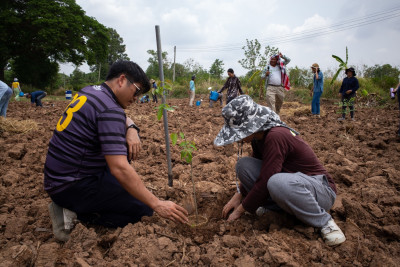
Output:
[44, 83, 127, 194]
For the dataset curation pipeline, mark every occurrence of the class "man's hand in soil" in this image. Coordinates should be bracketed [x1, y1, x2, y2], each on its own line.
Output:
[227, 204, 245, 222]
[153, 200, 189, 224]
[222, 192, 242, 218]
[345, 90, 352, 94]
[126, 128, 141, 161]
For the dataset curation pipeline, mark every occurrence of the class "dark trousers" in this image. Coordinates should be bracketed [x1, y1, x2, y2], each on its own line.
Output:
[397, 88, 400, 135]
[226, 96, 236, 105]
[49, 167, 153, 228]
[341, 94, 355, 118]
[152, 94, 158, 103]
[35, 92, 47, 106]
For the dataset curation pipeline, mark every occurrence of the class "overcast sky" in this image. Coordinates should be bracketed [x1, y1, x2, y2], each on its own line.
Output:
[61, 0, 400, 77]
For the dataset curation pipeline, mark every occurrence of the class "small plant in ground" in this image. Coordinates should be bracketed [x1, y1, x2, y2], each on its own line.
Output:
[155, 92, 201, 225]
[336, 97, 356, 117]
[170, 132, 199, 224]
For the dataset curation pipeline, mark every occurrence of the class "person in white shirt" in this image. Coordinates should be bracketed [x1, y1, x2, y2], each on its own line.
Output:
[261, 53, 291, 114]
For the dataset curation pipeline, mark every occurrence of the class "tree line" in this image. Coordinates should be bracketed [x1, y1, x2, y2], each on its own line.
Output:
[2, 1, 398, 101]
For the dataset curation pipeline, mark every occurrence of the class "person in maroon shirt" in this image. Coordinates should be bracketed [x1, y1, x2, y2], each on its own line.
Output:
[214, 95, 346, 246]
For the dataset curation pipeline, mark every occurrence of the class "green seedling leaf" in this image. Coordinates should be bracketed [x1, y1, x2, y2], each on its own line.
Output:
[157, 106, 163, 120]
[332, 55, 344, 64]
[330, 69, 342, 85]
[170, 133, 178, 145]
[249, 70, 261, 82]
[179, 132, 185, 139]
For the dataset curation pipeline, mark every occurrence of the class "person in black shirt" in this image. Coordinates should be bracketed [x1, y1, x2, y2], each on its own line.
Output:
[338, 67, 359, 121]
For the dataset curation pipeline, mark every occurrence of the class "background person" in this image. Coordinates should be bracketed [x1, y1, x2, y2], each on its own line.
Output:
[150, 79, 158, 103]
[218, 68, 243, 105]
[44, 60, 188, 242]
[189, 75, 196, 106]
[12, 78, 22, 101]
[0, 80, 13, 117]
[392, 79, 400, 139]
[338, 67, 359, 121]
[26, 91, 47, 107]
[215, 95, 346, 246]
[261, 52, 291, 114]
[311, 63, 324, 116]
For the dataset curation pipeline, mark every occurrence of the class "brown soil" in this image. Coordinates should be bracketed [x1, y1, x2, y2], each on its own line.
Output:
[1, 97, 399, 266]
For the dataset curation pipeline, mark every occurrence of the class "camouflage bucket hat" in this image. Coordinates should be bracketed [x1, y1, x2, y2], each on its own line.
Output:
[214, 95, 295, 146]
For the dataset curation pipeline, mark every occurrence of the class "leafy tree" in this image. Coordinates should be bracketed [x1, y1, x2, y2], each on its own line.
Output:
[238, 39, 278, 71]
[91, 27, 130, 81]
[260, 45, 279, 68]
[145, 49, 170, 79]
[238, 39, 262, 72]
[0, 0, 109, 87]
[209, 59, 225, 79]
[70, 68, 86, 91]
[364, 64, 400, 90]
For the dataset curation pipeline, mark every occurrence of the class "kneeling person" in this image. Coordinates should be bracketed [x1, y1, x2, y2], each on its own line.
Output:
[214, 95, 345, 246]
[44, 60, 188, 241]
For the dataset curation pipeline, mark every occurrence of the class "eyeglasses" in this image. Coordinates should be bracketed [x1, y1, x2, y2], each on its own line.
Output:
[125, 76, 141, 97]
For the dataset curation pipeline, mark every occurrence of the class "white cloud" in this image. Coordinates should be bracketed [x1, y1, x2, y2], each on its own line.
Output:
[60, 0, 400, 76]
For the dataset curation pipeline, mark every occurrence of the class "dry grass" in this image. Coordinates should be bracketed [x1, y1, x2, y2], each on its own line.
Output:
[0, 117, 38, 134]
[281, 101, 325, 117]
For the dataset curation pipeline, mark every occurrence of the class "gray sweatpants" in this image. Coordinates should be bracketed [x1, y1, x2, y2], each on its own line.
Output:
[236, 157, 336, 228]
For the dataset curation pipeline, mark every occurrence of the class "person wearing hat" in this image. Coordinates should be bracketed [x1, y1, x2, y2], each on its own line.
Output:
[12, 78, 22, 101]
[311, 63, 324, 116]
[218, 68, 244, 105]
[150, 79, 158, 103]
[215, 95, 346, 246]
[392, 77, 400, 139]
[261, 52, 291, 114]
[0, 80, 13, 117]
[338, 67, 359, 121]
[188, 75, 196, 106]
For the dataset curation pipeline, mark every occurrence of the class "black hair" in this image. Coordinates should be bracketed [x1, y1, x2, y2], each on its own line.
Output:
[191, 75, 196, 80]
[106, 60, 150, 94]
[227, 68, 234, 73]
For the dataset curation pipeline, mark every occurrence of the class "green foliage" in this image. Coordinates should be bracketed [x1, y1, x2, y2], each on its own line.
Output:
[238, 39, 278, 72]
[145, 49, 170, 78]
[364, 64, 400, 91]
[155, 103, 175, 121]
[171, 132, 197, 164]
[293, 88, 313, 104]
[288, 66, 313, 89]
[1, 0, 109, 87]
[90, 27, 130, 81]
[209, 59, 225, 79]
[336, 97, 356, 114]
[331, 47, 349, 85]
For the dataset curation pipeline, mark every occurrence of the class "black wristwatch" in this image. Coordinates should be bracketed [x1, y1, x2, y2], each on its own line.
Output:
[127, 123, 140, 134]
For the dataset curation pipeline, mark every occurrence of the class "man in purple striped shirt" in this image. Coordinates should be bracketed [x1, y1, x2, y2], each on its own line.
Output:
[45, 61, 188, 241]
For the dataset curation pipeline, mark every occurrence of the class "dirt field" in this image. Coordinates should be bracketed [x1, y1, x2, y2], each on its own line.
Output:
[1, 96, 399, 266]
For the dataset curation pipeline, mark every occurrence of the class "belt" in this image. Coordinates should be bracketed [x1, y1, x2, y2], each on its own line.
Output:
[268, 84, 282, 87]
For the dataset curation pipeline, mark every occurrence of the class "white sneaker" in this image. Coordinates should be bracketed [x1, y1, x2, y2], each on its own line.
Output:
[48, 202, 78, 242]
[321, 219, 346, 246]
[256, 206, 269, 217]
